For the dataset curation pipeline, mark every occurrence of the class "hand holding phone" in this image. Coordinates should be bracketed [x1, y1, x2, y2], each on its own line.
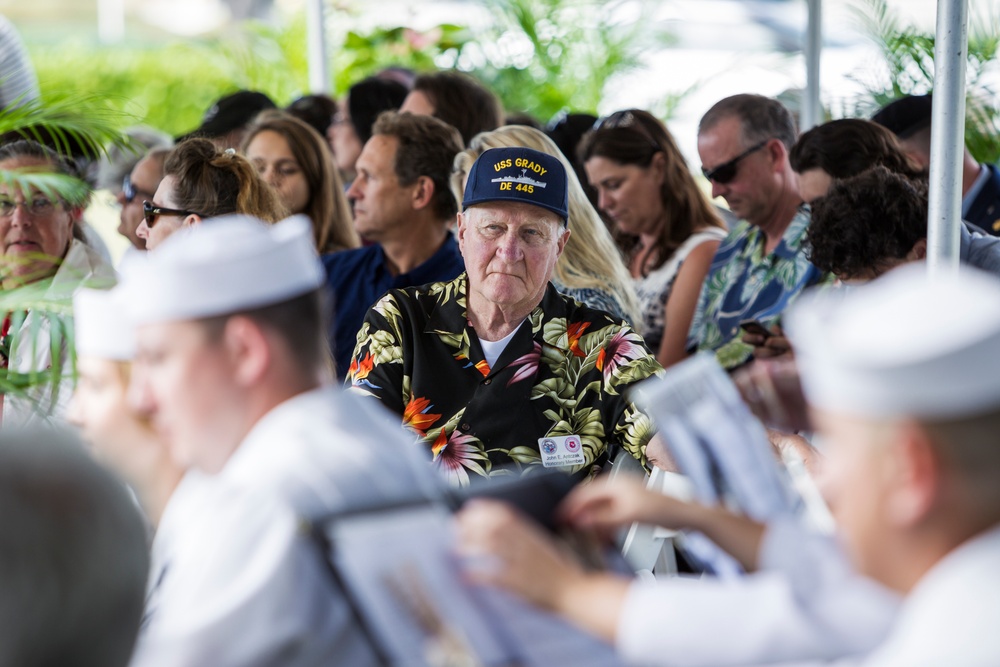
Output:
[739, 320, 773, 339]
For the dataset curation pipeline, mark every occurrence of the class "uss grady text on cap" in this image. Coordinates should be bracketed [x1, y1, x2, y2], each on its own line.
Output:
[462, 147, 569, 222]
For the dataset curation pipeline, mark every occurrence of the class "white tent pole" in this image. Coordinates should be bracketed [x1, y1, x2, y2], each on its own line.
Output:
[802, 0, 822, 131]
[97, 0, 125, 44]
[306, 0, 330, 94]
[926, 0, 969, 276]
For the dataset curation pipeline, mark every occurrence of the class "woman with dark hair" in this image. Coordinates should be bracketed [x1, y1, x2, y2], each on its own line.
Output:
[401, 70, 502, 146]
[327, 76, 408, 185]
[580, 109, 726, 367]
[243, 111, 358, 254]
[789, 118, 925, 203]
[284, 93, 337, 138]
[136, 138, 285, 251]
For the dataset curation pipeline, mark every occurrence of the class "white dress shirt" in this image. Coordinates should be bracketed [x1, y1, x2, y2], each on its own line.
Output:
[4, 240, 114, 426]
[858, 523, 1000, 667]
[131, 385, 441, 666]
[615, 517, 900, 666]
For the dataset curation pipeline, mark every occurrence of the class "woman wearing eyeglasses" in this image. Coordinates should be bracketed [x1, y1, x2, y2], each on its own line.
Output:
[580, 109, 726, 368]
[242, 111, 359, 255]
[136, 138, 285, 251]
[0, 139, 116, 426]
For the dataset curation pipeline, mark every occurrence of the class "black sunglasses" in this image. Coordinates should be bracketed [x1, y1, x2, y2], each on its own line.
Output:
[142, 201, 203, 228]
[701, 140, 769, 184]
[122, 174, 155, 204]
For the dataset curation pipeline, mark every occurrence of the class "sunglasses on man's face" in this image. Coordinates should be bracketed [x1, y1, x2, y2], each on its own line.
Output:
[142, 201, 202, 228]
[701, 140, 769, 185]
[122, 174, 156, 204]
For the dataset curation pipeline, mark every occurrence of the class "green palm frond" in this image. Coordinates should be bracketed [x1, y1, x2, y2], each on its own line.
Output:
[847, 0, 1000, 164]
[0, 279, 73, 315]
[0, 91, 133, 160]
[0, 170, 90, 207]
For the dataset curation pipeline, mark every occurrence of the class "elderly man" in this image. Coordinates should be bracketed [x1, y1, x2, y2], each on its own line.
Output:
[324, 111, 465, 379]
[118, 215, 439, 665]
[348, 146, 662, 486]
[688, 94, 827, 369]
[0, 139, 114, 426]
[458, 263, 1000, 666]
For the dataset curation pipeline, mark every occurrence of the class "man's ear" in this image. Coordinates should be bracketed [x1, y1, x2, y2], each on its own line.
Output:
[908, 238, 928, 261]
[555, 226, 570, 258]
[183, 214, 202, 228]
[222, 316, 271, 387]
[410, 175, 435, 211]
[767, 139, 788, 172]
[884, 420, 941, 528]
[456, 211, 468, 252]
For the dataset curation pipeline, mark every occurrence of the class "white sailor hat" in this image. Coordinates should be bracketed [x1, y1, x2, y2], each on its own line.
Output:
[74, 287, 135, 361]
[785, 263, 1000, 419]
[118, 214, 324, 325]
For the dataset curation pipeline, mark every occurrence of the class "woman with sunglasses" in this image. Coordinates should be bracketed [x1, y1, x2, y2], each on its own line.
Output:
[580, 109, 726, 368]
[241, 111, 358, 254]
[136, 138, 284, 251]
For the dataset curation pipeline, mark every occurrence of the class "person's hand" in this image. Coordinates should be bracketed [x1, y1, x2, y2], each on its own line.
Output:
[455, 499, 585, 611]
[733, 357, 811, 432]
[742, 323, 793, 360]
[767, 429, 824, 477]
[559, 476, 695, 536]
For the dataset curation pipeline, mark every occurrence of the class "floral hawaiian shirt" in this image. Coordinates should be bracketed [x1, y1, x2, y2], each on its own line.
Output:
[687, 207, 829, 369]
[347, 273, 663, 487]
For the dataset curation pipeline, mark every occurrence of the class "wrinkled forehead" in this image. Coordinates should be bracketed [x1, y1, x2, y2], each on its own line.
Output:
[465, 201, 563, 229]
[0, 156, 59, 195]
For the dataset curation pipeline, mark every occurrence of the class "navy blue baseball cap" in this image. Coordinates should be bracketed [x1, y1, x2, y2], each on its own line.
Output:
[463, 147, 569, 223]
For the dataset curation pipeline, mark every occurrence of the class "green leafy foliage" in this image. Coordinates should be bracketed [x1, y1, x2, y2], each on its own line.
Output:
[847, 0, 1000, 164]
[28, 3, 675, 132]
[463, 0, 673, 120]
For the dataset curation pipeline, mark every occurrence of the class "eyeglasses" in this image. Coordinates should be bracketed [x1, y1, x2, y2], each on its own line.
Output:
[122, 174, 155, 204]
[142, 201, 203, 228]
[0, 196, 60, 219]
[701, 140, 769, 184]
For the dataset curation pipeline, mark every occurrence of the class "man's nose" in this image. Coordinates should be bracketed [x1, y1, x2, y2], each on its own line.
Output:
[346, 180, 361, 201]
[127, 368, 156, 416]
[495, 232, 524, 260]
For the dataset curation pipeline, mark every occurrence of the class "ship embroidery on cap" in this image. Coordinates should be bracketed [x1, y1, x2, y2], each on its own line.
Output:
[491, 168, 547, 188]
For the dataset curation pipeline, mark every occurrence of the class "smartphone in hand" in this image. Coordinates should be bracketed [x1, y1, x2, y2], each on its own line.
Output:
[739, 320, 773, 339]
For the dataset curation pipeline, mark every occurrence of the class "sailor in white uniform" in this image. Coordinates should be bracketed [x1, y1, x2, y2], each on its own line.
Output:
[459, 264, 1000, 666]
[787, 263, 1000, 667]
[115, 214, 442, 666]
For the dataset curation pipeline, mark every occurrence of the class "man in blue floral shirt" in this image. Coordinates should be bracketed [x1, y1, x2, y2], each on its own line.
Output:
[688, 94, 828, 369]
[348, 147, 662, 486]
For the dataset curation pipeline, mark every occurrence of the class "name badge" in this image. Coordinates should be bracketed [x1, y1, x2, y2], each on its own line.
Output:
[538, 435, 586, 468]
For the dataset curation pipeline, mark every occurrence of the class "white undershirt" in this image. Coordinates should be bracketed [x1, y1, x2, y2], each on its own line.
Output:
[477, 321, 525, 369]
